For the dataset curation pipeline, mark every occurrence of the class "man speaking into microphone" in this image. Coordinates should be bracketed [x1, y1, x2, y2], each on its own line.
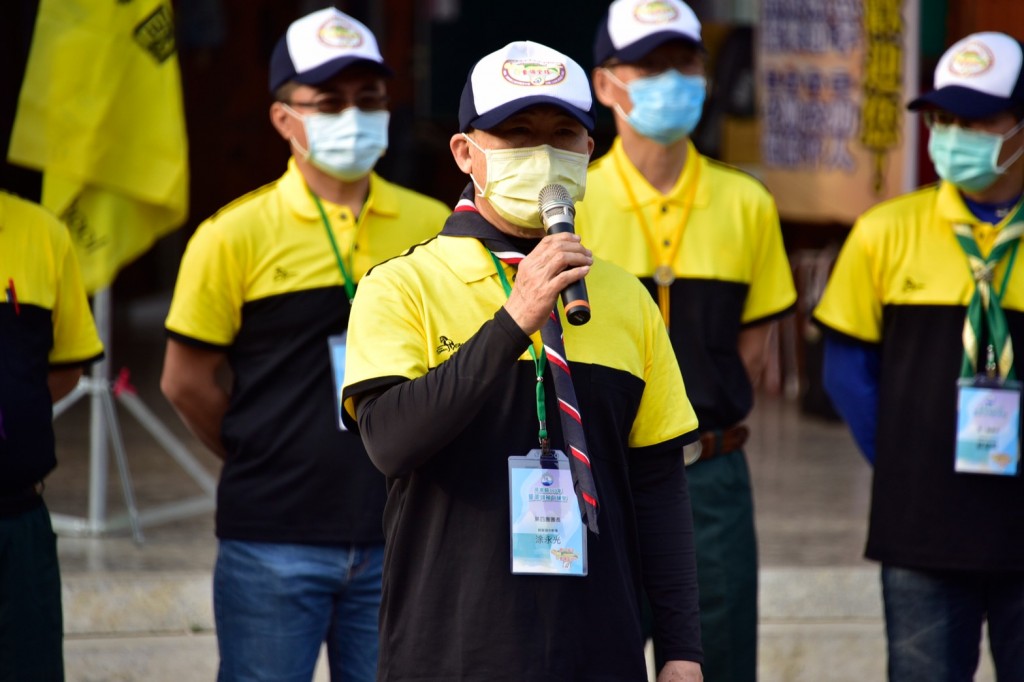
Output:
[341, 41, 704, 682]
[539, 183, 591, 325]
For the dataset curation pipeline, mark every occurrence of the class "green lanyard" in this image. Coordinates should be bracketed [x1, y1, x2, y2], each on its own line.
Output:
[311, 192, 357, 303]
[489, 252, 549, 449]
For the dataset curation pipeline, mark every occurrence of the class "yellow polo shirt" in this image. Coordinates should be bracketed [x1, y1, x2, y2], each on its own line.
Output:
[164, 160, 449, 544]
[340, 214, 702, 678]
[0, 191, 103, 366]
[576, 139, 796, 428]
[343, 234, 697, 449]
[1, 190, 103, 491]
[813, 181, 1024, 571]
[167, 159, 449, 346]
[815, 181, 1024, 343]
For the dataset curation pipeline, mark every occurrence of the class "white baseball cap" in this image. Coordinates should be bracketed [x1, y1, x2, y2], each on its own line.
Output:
[458, 41, 595, 132]
[593, 0, 702, 66]
[269, 7, 391, 94]
[908, 31, 1024, 118]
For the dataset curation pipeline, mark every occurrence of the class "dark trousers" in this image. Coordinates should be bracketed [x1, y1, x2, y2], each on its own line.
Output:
[648, 450, 758, 679]
[687, 449, 758, 682]
[0, 502, 64, 682]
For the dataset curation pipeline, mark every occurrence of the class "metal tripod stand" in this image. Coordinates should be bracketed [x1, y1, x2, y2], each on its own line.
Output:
[51, 289, 216, 543]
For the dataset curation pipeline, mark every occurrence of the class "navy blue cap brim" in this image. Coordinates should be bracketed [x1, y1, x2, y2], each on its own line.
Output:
[461, 95, 596, 133]
[292, 56, 392, 84]
[594, 29, 701, 67]
[907, 85, 1017, 119]
[269, 37, 392, 94]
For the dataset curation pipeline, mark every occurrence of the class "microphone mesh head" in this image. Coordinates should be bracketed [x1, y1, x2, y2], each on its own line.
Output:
[538, 184, 573, 213]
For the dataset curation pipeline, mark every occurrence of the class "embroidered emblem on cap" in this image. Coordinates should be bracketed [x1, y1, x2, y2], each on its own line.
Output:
[634, 0, 679, 23]
[948, 41, 995, 77]
[318, 17, 364, 49]
[502, 60, 567, 87]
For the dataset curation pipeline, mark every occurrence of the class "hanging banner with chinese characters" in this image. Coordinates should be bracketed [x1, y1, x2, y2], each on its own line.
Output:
[758, 0, 919, 224]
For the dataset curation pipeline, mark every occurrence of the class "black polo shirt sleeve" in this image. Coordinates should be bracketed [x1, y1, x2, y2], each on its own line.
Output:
[629, 435, 701, 664]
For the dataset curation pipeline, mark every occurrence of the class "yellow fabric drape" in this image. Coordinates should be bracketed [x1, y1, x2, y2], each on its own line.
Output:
[8, 0, 189, 293]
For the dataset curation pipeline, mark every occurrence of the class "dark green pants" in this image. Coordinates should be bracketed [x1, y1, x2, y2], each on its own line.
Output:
[0, 503, 64, 682]
[692, 448, 757, 675]
[687, 449, 758, 682]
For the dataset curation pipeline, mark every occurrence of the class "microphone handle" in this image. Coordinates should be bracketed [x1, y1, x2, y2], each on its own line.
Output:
[546, 222, 591, 326]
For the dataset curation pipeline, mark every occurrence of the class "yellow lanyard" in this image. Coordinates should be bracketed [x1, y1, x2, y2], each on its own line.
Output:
[612, 150, 700, 330]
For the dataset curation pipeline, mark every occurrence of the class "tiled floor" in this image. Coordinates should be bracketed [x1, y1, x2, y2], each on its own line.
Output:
[747, 392, 872, 568]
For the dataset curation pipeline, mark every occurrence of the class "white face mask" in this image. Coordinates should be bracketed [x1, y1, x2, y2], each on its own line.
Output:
[463, 134, 588, 228]
[284, 104, 389, 181]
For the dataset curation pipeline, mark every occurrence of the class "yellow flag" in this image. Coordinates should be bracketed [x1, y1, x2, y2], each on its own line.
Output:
[8, 0, 189, 294]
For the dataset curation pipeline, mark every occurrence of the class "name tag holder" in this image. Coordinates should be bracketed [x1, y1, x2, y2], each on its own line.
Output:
[954, 377, 1021, 476]
[328, 332, 348, 431]
[508, 449, 588, 577]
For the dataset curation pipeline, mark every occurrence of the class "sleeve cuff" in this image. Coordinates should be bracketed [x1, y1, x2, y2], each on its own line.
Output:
[166, 328, 231, 351]
[50, 350, 105, 370]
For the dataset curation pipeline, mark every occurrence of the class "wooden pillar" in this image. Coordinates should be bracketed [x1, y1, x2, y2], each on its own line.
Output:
[945, 0, 1024, 42]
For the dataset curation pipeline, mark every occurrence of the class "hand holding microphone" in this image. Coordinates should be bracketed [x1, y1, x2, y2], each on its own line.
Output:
[539, 184, 591, 326]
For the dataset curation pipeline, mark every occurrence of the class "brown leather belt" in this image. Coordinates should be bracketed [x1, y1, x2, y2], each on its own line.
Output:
[695, 424, 750, 463]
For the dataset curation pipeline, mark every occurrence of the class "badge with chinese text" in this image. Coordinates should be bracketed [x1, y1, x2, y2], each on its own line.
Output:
[954, 379, 1021, 476]
[508, 449, 587, 576]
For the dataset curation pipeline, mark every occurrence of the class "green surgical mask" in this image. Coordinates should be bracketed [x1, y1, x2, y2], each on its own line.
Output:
[928, 120, 1024, 193]
[463, 134, 588, 228]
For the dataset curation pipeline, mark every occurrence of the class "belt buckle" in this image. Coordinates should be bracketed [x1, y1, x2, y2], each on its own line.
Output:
[683, 440, 703, 465]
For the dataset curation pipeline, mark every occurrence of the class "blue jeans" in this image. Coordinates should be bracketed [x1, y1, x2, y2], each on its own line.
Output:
[214, 540, 383, 682]
[882, 565, 1024, 682]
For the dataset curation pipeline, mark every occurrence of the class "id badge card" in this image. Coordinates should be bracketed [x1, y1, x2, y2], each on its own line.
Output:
[327, 332, 348, 431]
[508, 449, 587, 577]
[954, 378, 1021, 476]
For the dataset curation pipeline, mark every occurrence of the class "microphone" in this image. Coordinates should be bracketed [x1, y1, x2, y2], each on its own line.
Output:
[539, 184, 590, 326]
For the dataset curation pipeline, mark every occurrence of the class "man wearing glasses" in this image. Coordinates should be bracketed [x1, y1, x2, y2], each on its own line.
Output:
[816, 31, 1024, 681]
[160, 8, 447, 681]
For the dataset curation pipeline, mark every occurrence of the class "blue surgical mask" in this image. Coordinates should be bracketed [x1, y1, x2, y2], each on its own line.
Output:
[928, 120, 1024, 193]
[606, 68, 706, 145]
[285, 105, 389, 181]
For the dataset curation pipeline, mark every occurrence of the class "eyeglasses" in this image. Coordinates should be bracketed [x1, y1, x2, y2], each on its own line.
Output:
[286, 93, 389, 115]
[922, 110, 966, 128]
[604, 45, 705, 77]
[921, 109, 1018, 132]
